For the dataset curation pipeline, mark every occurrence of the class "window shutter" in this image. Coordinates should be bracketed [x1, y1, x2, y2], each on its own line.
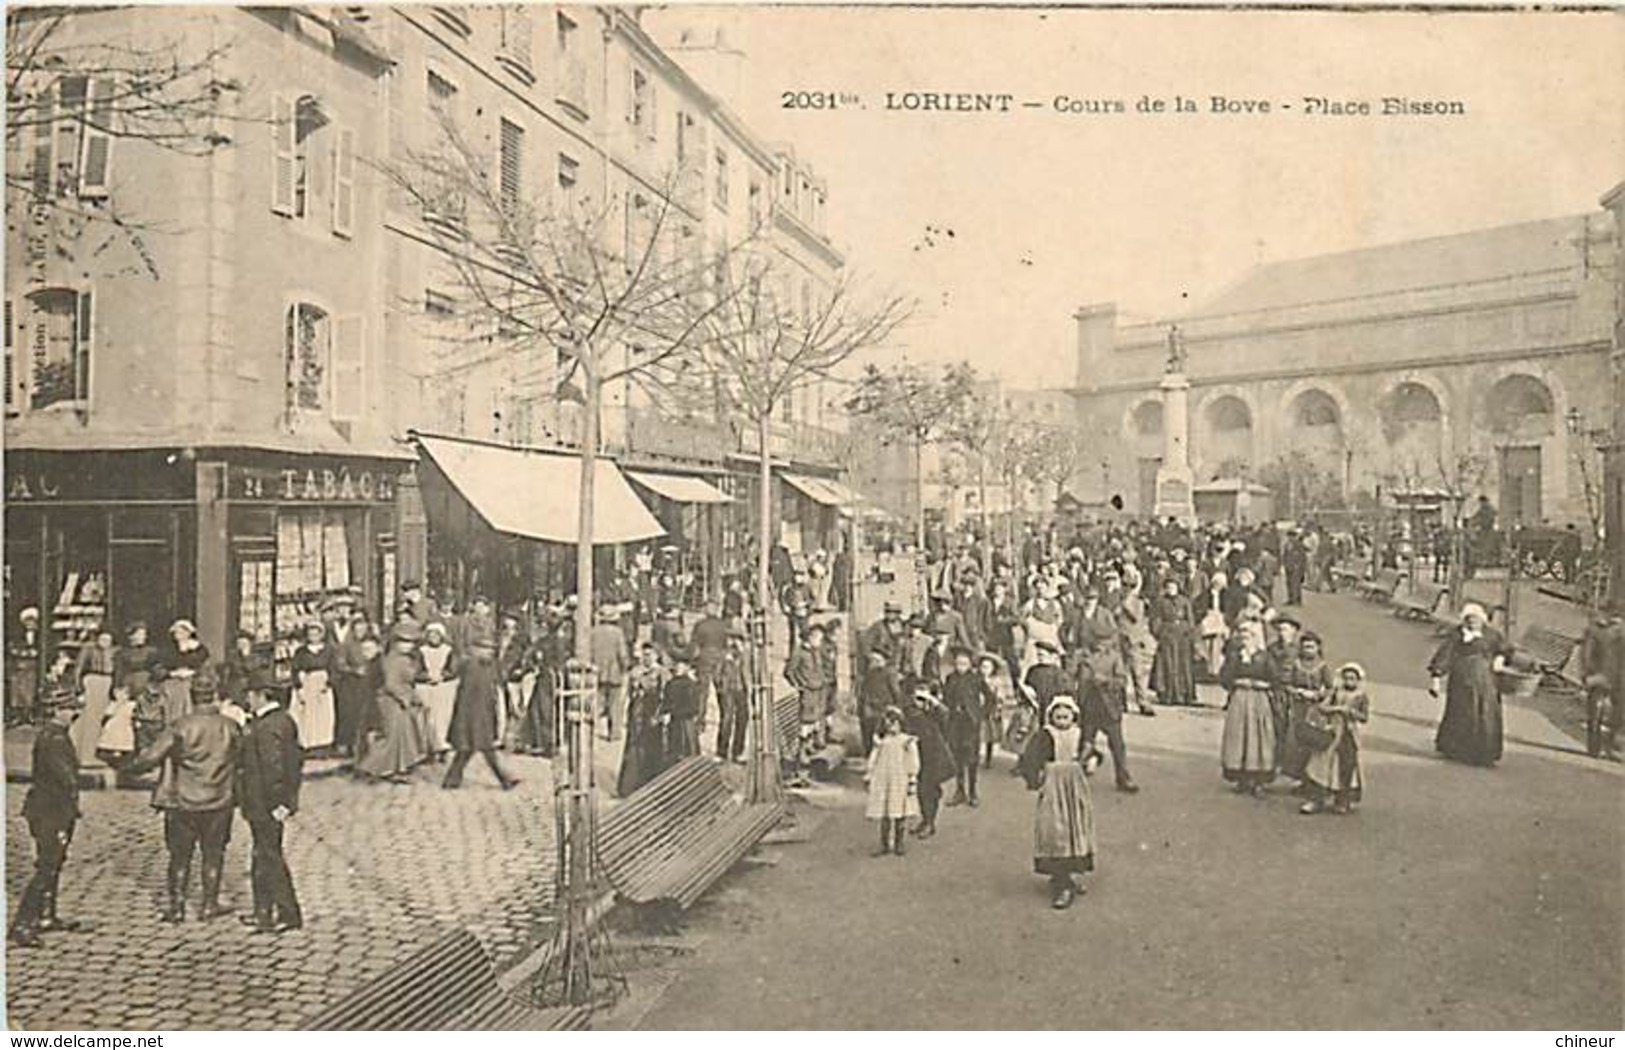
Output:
[31, 90, 55, 201]
[4, 298, 14, 413]
[271, 94, 297, 216]
[330, 313, 364, 421]
[647, 83, 659, 141]
[498, 118, 523, 214]
[331, 126, 356, 237]
[74, 289, 93, 403]
[77, 78, 115, 199]
[506, 6, 533, 71]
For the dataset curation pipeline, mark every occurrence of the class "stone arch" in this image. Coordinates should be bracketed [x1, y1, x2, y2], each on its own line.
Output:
[1195, 385, 1258, 478]
[1485, 371, 1557, 440]
[1279, 383, 1347, 473]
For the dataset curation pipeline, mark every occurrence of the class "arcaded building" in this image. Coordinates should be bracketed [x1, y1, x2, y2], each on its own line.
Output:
[1070, 211, 1619, 528]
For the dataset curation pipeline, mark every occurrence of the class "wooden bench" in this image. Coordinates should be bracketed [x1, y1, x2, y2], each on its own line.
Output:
[1513, 624, 1582, 678]
[1329, 563, 1366, 589]
[1392, 580, 1447, 621]
[596, 755, 783, 911]
[304, 927, 588, 1030]
[1358, 569, 1404, 603]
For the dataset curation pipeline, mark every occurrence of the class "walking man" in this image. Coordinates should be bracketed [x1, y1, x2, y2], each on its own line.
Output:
[126, 671, 240, 922]
[441, 625, 521, 791]
[1076, 634, 1140, 793]
[237, 672, 304, 933]
[9, 687, 86, 947]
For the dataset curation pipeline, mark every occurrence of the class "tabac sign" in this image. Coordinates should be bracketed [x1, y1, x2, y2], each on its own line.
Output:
[232, 461, 399, 504]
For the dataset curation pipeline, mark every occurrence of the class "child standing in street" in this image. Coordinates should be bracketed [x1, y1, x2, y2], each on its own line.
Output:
[902, 685, 955, 839]
[865, 707, 919, 857]
[1301, 662, 1369, 815]
[1018, 696, 1097, 909]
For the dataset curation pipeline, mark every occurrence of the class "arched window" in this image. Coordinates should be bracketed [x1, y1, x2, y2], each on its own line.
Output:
[286, 302, 330, 412]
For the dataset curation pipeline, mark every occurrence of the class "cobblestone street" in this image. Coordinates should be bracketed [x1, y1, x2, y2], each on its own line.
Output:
[5, 753, 563, 1030]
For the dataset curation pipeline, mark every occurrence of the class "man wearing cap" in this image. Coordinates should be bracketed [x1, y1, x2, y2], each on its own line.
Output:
[690, 601, 731, 743]
[237, 673, 304, 933]
[8, 687, 85, 947]
[126, 669, 240, 923]
[400, 580, 438, 629]
[860, 602, 907, 676]
[927, 593, 972, 655]
[590, 606, 630, 741]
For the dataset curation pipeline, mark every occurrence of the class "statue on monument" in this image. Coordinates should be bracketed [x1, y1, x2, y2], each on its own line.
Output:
[1165, 324, 1188, 374]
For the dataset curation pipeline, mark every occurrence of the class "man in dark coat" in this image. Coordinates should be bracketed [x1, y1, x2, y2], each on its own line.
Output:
[859, 602, 907, 675]
[1282, 533, 1308, 607]
[125, 672, 240, 922]
[236, 674, 304, 933]
[959, 579, 992, 655]
[441, 627, 520, 790]
[1076, 635, 1139, 793]
[9, 688, 85, 947]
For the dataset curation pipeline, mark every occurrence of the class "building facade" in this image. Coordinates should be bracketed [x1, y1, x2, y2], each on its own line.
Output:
[4, 4, 855, 678]
[1070, 213, 1619, 529]
[5, 6, 412, 675]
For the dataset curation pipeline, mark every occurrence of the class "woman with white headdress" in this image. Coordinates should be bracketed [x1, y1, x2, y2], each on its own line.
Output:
[415, 621, 460, 760]
[1018, 694, 1097, 910]
[1197, 571, 1230, 678]
[1220, 619, 1278, 797]
[290, 622, 337, 752]
[1428, 602, 1511, 767]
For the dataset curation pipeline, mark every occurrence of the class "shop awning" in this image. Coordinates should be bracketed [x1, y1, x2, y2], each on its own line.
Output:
[780, 473, 846, 506]
[416, 435, 664, 545]
[627, 470, 732, 505]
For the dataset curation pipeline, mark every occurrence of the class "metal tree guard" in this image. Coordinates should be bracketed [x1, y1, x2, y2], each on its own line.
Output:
[745, 609, 784, 805]
[533, 659, 624, 1010]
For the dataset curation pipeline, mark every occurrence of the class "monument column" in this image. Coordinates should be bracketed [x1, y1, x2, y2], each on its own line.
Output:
[1153, 326, 1198, 524]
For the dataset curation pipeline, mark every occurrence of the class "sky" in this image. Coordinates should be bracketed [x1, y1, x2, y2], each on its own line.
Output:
[644, 5, 1625, 389]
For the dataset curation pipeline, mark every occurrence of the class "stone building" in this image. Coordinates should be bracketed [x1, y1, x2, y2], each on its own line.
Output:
[5, 6, 410, 671]
[1071, 211, 1619, 528]
[3, 4, 854, 674]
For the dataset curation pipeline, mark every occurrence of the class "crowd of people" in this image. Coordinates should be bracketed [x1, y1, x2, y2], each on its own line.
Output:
[850, 517, 1392, 910]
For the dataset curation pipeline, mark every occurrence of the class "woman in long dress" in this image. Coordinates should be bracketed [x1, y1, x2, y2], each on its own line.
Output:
[71, 627, 118, 764]
[1276, 630, 1334, 784]
[1149, 578, 1199, 706]
[357, 624, 429, 784]
[158, 620, 210, 725]
[1220, 619, 1278, 797]
[1428, 602, 1510, 767]
[616, 643, 667, 797]
[1197, 572, 1230, 679]
[415, 622, 459, 760]
[1018, 696, 1096, 910]
[290, 623, 337, 753]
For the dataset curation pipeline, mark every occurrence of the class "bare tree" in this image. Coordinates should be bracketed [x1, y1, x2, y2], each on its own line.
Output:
[384, 119, 745, 661]
[6, 6, 246, 253]
[844, 361, 978, 550]
[676, 251, 909, 801]
[940, 379, 1005, 576]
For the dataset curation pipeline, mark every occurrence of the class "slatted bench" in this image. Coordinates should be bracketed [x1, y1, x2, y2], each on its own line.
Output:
[596, 755, 783, 912]
[1358, 569, 1404, 603]
[774, 690, 802, 754]
[1392, 580, 1447, 621]
[304, 927, 588, 1030]
[1329, 563, 1366, 589]
[1513, 624, 1582, 678]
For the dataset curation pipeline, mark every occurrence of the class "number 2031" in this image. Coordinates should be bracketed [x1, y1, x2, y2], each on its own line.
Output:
[781, 91, 849, 109]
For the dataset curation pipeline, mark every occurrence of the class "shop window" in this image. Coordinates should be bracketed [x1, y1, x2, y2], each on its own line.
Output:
[21, 287, 92, 411]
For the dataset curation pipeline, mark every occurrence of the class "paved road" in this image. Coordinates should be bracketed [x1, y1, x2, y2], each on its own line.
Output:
[627, 591, 1624, 1030]
[5, 750, 567, 1030]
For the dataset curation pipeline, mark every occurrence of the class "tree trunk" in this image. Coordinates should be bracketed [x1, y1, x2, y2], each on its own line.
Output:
[978, 459, 991, 579]
[914, 435, 926, 552]
[574, 368, 598, 663]
[749, 410, 782, 804]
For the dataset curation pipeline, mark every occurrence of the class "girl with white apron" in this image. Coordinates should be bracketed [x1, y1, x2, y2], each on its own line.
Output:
[71, 629, 118, 764]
